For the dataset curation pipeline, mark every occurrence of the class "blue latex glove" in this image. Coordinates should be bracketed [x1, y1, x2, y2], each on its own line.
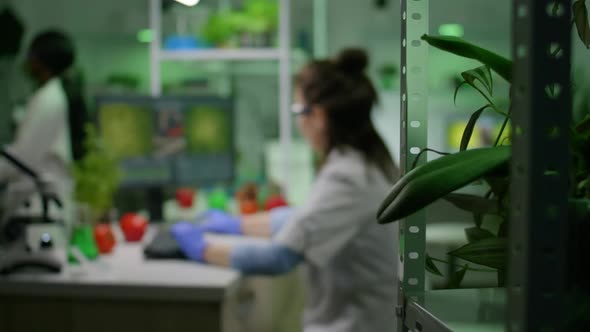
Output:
[199, 210, 242, 235]
[170, 222, 208, 262]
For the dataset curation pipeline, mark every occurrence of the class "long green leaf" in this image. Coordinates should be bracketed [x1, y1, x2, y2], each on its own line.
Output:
[444, 193, 499, 215]
[574, 0, 590, 49]
[453, 81, 469, 105]
[425, 254, 443, 276]
[460, 104, 492, 151]
[422, 34, 513, 82]
[448, 264, 468, 288]
[576, 114, 590, 135]
[462, 65, 494, 97]
[448, 237, 507, 269]
[410, 148, 451, 170]
[377, 146, 511, 224]
[464, 227, 495, 243]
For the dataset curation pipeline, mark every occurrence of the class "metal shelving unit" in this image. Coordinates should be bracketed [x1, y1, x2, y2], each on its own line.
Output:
[399, 0, 572, 331]
[398, 0, 428, 329]
[148, 0, 293, 196]
[158, 48, 282, 61]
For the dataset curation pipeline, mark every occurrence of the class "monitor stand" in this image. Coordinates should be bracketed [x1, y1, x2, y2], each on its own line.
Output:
[147, 187, 164, 222]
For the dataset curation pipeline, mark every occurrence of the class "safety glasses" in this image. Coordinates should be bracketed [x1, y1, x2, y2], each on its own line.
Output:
[290, 103, 312, 116]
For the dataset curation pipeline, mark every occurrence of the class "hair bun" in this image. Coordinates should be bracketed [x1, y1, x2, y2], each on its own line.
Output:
[335, 48, 369, 75]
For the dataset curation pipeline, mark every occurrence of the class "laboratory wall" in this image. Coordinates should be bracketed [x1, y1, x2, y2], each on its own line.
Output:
[2, 0, 589, 179]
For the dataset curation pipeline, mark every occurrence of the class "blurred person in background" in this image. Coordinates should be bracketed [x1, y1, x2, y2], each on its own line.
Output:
[172, 48, 400, 332]
[0, 29, 87, 220]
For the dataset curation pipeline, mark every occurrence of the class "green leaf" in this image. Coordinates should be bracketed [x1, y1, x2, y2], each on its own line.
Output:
[448, 264, 468, 288]
[464, 227, 495, 243]
[422, 34, 513, 82]
[461, 65, 494, 97]
[377, 146, 511, 224]
[444, 193, 499, 215]
[410, 148, 451, 170]
[574, 0, 590, 49]
[460, 104, 492, 151]
[425, 254, 443, 276]
[576, 114, 590, 135]
[448, 237, 507, 269]
[453, 81, 469, 105]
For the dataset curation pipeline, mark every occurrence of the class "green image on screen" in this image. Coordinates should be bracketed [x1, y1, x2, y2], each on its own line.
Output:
[99, 103, 154, 158]
[185, 106, 231, 153]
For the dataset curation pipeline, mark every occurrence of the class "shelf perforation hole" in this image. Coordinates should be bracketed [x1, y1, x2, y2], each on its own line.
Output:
[402, 38, 407, 47]
[408, 278, 419, 286]
[548, 42, 564, 59]
[546, 205, 559, 220]
[408, 252, 419, 259]
[402, 11, 406, 20]
[402, 66, 406, 75]
[517, 44, 527, 59]
[544, 167, 560, 177]
[410, 121, 421, 128]
[516, 84, 527, 99]
[515, 125, 524, 136]
[411, 40, 422, 47]
[411, 13, 422, 20]
[517, 4, 528, 18]
[548, 126, 560, 139]
[545, 83, 562, 99]
[410, 147, 421, 155]
[513, 204, 522, 218]
[409, 226, 420, 233]
[547, 2, 565, 17]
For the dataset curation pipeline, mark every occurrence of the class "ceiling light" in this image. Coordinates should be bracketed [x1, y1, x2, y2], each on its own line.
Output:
[174, 0, 201, 6]
[438, 24, 464, 38]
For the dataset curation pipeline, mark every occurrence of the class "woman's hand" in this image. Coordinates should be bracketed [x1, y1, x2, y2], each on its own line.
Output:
[170, 222, 208, 262]
[199, 210, 242, 235]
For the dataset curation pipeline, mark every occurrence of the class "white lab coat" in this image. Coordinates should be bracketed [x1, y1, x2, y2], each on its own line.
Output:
[276, 147, 399, 332]
[0, 78, 72, 223]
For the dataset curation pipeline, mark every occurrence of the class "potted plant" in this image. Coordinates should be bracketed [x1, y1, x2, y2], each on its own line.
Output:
[200, 0, 278, 48]
[377, 0, 590, 288]
[71, 124, 121, 255]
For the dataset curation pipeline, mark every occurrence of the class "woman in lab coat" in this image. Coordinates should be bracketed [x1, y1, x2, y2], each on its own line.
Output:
[0, 30, 83, 220]
[172, 49, 400, 332]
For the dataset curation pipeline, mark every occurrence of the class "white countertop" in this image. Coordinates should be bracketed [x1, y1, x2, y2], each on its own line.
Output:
[0, 225, 265, 303]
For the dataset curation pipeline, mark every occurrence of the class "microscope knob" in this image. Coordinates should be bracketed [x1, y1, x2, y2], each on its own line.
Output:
[40, 233, 53, 249]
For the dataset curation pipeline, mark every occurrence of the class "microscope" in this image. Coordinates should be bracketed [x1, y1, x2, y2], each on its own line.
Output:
[0, 149, 65, 275]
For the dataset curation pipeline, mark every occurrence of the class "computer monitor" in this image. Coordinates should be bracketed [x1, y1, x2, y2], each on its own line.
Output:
[95, 95, 235, 188]
[446, 114, 510, 151]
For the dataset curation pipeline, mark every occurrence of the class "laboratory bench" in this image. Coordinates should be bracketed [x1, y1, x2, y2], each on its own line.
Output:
[0, 226, 304, 332]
